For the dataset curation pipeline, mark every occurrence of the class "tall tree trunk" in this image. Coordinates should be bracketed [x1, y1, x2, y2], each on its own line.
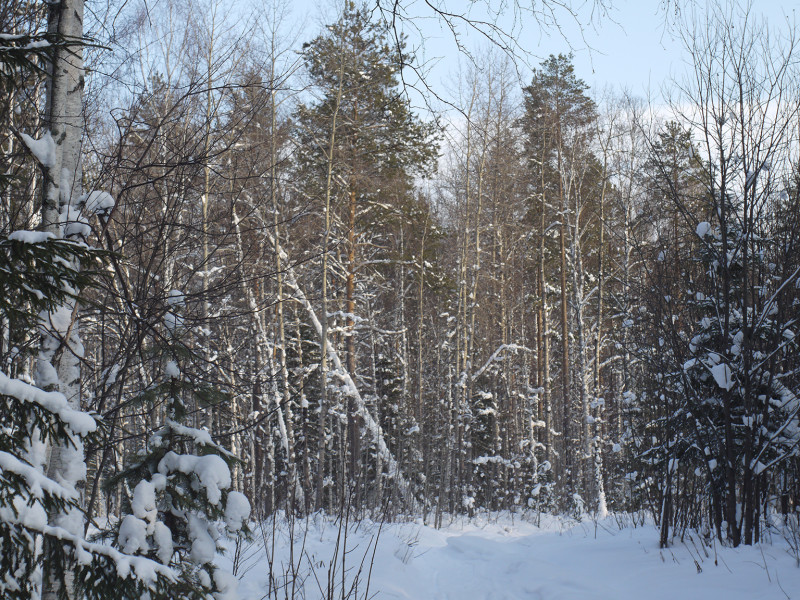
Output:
[539, 152, 552, 466]
[40, 0, 85, 597]
[593, 154, 608, 517]
[417, 217, 428, 426]
[557, 134, 571, 494]
[267, 58, 302, 510]
[346, 185, 360, 503]
[316, 60, 344, 510]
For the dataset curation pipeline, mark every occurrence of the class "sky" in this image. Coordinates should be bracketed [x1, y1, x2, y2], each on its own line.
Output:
[291, 0, 797, 108]
[538, 0, 797, 96]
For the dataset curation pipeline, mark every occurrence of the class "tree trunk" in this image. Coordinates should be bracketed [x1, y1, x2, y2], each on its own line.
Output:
[557, 134, 571, 495]
[40, 2, 86, 598]
[346, 185, 360, 504]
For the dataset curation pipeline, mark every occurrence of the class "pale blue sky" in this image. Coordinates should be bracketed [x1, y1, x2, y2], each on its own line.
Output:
[289, 0, 796, 105]
[540, 0, 797, 96]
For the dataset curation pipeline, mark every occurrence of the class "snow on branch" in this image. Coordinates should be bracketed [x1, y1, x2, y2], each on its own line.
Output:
[471, 344, 533, 382]
[0, 451, 76, 500]
[0, 370, 96, 435]
[19, 131, 55, 168]
[2, 510, 176, 586]
[157, 451, 231, 505]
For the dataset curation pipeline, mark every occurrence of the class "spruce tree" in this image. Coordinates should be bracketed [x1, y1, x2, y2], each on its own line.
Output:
[110, 290, 251, 600]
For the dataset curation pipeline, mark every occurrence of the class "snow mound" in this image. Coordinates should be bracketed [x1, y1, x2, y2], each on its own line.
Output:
[696, 221, 712, 237]
[223, 491, 251, 532]
[710, 362, 734, 390]
[8, 230, 55, 244]
[82, 190, 115, 215]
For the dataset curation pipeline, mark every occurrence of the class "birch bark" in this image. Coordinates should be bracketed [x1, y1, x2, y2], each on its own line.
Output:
[39, 0, 86, 597]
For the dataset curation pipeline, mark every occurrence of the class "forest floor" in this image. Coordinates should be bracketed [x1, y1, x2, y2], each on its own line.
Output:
[226, 512, 800, 599]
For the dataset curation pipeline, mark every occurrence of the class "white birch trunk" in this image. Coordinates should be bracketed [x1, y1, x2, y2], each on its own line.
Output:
[39, 1, 86, 597]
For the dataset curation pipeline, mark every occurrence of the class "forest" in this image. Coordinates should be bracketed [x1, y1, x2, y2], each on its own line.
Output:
[1, 0, 800, 598]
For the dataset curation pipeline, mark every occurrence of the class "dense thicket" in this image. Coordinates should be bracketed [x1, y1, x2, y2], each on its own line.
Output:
[1, 0, 800, 595]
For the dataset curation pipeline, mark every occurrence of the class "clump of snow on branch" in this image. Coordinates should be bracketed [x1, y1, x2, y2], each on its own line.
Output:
[19, 131, 55, 167]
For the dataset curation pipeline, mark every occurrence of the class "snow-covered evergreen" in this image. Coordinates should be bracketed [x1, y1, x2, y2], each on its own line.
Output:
[109, 300, 250, 600]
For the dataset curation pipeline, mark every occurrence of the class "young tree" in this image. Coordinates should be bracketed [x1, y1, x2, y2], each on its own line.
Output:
[640, 0, 800, 546]
[110, 303, 251, 599]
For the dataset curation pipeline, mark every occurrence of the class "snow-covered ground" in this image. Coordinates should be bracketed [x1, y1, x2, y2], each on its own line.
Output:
[225, 513, 800, 599]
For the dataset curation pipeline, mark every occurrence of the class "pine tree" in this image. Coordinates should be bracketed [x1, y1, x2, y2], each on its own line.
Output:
[294, 1, 436, 508]
[520, 54, 600, 507]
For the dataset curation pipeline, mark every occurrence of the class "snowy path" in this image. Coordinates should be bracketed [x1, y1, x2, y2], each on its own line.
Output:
[232, 516, 800, 600]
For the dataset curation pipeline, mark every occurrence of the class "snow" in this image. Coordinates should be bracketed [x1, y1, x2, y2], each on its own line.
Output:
[163, 419, 231, 454]
[118, 514, 149, 554]
[19, 131, 55, 168]
[710, 363, 734, 391]
[223, 491, 251, 532]
[8, 230, 55, 244]
[0, 450, 76, 500]
[166, 289, 185, 307]
[14, 518, 178, 586]
[165, 360, 181, 378]
[60, 205, 91, 239]
[131, 480, 157, 525]
[56, 441, 87, 499]
[225, 514, 800, 600]
[157, 451, 231, 504]
[188, 514, 216, 564]
[82, 190, 115, 215]
[696, 221, 712, 237]
[153, 521, 174, 564]
[47, 304, 74, 337]
[164, 311, 184, 331]
[0, 494, 48, 532]
[212, 568, 239, 600]
[0, 370, 97, 436]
